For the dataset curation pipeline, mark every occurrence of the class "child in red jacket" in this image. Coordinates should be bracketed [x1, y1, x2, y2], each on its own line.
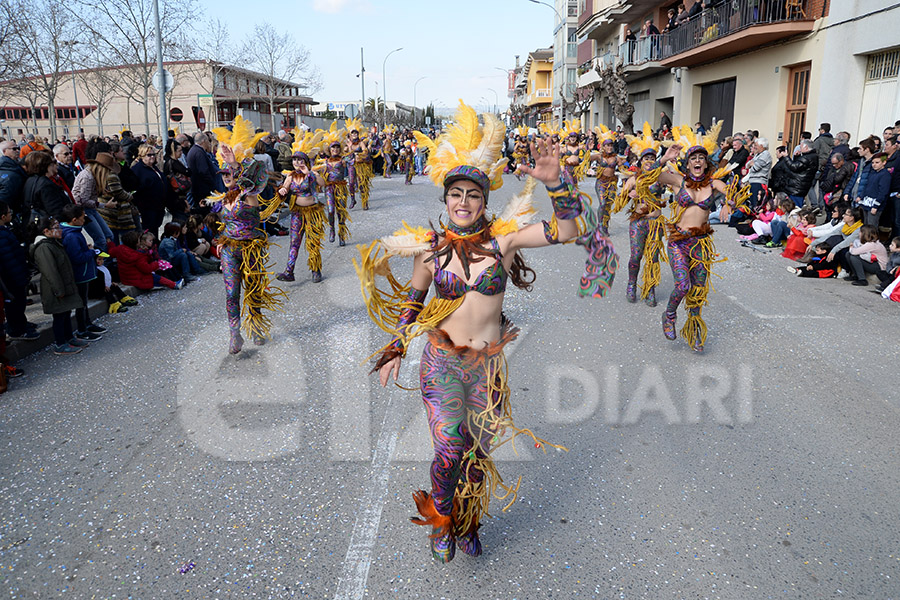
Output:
[107, 231, 182, 291]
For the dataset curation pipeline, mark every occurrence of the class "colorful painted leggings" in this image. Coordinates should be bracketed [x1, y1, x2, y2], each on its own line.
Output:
[628, 216, 663, 294]
[665, 234, 709, 318]
[595, 178, 616, 232]
[324, 183, 351, 242]
[220, 244, 259, 332]
[347, 159, 358, 196]
[285, 205, 325, 274]
[420, 339, 500, 517]
[383, 153, 393, 177]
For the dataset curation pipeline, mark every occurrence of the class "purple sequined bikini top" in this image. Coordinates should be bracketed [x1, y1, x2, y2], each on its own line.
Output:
[433, 237, 507, 300]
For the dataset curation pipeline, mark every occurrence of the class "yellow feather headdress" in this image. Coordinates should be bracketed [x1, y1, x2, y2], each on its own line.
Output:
[671, 120, 723, 158]
[291, 128, 324, 157]
[561, 119, 582, 138]
[383, 124, 398, 136]
[344, 117, 363, 134]
[515, 125, 529, 137]
[539, 121, 558, 137]
[213, 115, 268, 166]
[625, 122, 660, 157]
[593, 123, 615, 144]
[321, 120, 347, 148]
[412, 99, 508, 192]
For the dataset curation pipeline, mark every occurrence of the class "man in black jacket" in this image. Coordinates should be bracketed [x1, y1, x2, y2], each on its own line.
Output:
[0, 201, 37, 341]
[187, 132, 216, 209]
[782, 139, 818, 207]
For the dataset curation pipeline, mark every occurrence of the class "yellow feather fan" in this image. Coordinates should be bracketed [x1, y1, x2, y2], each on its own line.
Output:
[625, 122, 659, 156]
[539, 121, 558, 137]
[417, 99, 508, 192]
[213, 115, 268, 166]
[516, 125, 529, 137]
[490, 176, 538, 236]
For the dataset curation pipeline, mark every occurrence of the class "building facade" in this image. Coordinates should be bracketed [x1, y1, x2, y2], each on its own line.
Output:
[551, 0, 582, 123]
[575, 0, 899, 151]
[513, 48, 554, 126]
[0, 60, 315, 141]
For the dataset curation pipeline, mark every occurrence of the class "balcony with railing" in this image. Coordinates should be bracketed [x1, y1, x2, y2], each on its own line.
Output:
[527, 88, 553, 106]
[576, 53, 615, 88]
[628, 0, 814, 69]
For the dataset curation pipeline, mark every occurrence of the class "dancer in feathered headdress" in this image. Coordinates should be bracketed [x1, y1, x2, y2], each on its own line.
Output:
[202, 115, 286, 354]
[647, 119, 749, 352]
[274, 128, 326, 284]
[559, 119, 589, 184]
[344, 118, 374, 210]
[380, 125, 398, 177]
[312, 121, 352, 245]
[512, 125, 532, 178]
[612, 122, 667, 306]
[588, 123, 621, 232]
[356, 100, 583, 563]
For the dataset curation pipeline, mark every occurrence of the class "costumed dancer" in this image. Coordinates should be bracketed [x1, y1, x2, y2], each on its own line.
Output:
[314, 123, 352, 246]
[276, 130, 327, 283]
[403, 140, 415, 185]
[512, 125, 530, 179]
[345, 119, 374, 210]
[612, 122, 667, 306]
[589, 124, 621, 233]
[204, 116, 287, 354]
[356, 101, 582, 563]
[381, 127, 396, 178]
[559, 119, 589, 186]
[652, 122, 750, 352]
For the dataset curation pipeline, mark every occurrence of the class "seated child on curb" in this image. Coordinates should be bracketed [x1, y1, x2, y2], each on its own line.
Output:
[787, 242, 838, 278]
[108, 231, 183, 291]
[88, 249, 139, 313]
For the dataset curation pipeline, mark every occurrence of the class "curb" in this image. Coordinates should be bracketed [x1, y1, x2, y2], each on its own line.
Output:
[5, 285, 144, 363]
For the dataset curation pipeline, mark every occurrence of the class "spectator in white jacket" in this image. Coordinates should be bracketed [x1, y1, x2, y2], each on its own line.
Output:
[844, 225, 888, 286]
[744, 137, 771, 209]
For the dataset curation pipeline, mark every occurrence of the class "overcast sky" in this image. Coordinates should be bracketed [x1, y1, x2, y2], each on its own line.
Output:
[198, 0, 555, 113]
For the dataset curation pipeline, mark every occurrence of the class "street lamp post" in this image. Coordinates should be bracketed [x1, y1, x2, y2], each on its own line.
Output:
[382, 47, 403, 127]
[413, 76, 427, 127]
[487, 88, 499, 115]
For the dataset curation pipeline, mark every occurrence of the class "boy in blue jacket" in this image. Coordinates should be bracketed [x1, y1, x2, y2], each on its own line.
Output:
[859, 152, 891, 227]
[60, 204, 107, 342]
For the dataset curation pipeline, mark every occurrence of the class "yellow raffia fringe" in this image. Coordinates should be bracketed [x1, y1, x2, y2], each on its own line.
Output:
[356, 161, 373, 209]
[353, 240, 464, 361]
[612, 184, 632, 214]
[220, 236, 287, 339]
[453, 349, 568, 536]
[297, 203, 325, 272]
[335, 183, 352, 242]
[640, 214, 668, 299]
[678, 233, 726, 350]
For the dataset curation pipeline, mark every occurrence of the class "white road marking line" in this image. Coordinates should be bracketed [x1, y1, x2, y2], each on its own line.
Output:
[725, 295, 837, 320]
[333, 340, 421, 600]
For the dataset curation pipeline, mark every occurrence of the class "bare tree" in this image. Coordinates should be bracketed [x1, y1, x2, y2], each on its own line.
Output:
[245, 23, 322, 132]
[71, 45, 121, 136]
[67, 0, 195, 134]
[596, 60, 634, 134]
[0, 1, 28, 84]
[2, 0, 76, 140]
[572, 86, 595, 121]
[182, 18, 239, 128]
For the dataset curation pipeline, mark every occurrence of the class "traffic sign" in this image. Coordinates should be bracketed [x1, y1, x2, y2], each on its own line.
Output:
[152, 69, 175, 93]
[344, 103, 360, 118]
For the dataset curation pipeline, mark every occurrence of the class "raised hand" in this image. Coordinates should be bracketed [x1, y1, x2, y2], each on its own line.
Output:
[220, 143, 236, 166]
[520, 137, 561, 186]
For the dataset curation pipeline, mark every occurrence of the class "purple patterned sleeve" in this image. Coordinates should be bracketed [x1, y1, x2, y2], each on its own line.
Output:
[373, 287, 428, 371]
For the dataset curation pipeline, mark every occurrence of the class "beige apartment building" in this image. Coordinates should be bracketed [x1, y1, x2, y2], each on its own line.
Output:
[576, 0, 900, 150]
[513, 48, 555, 126]
[0, 60, 315, 141]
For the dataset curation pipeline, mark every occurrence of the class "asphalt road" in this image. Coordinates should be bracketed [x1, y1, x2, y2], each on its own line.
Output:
[1, 173, 898, 600]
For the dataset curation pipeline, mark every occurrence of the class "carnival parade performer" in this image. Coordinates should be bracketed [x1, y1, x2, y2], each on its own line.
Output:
[589, 124, 621, 234]
[276, 129, 327, 283]
[356, 101, 582, 563]
[403, 140, 415, 185]
[512, 126, 530, 179]
[381, 127, 396, 178]
[314, 123, 352, 246]
[345, 119, 374, 210]
[559, 120, 589, 186]
[612, 122, 667, 306]
[653, 122, 749, 352]
[204, 116, 287, 354]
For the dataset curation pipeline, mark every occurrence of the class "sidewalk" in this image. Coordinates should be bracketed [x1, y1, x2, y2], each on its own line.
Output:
[5, 284, 145, 363]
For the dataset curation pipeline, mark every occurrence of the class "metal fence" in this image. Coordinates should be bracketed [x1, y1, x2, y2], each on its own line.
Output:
[618, 0, 809, 67]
